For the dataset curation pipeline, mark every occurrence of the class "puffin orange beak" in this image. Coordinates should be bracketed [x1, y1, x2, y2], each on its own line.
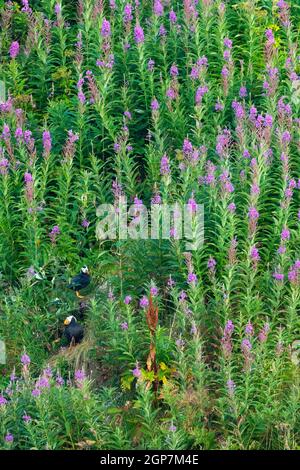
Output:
[64, 319, 70, 325]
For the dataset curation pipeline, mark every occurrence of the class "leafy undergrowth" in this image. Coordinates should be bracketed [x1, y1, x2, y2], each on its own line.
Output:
[0, 0, 300, 450]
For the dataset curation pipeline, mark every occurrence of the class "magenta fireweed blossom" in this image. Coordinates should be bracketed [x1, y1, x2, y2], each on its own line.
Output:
[21, 353, 30, 365]
[2, 123, 10, 141]
[124, 4, 133, 24]
[151, 98, 159, 111]
[54, 3, 61, 15]
[258, 323, 270, 343]
[224, 320, 235, 336]
[265, 28, 275, 45]
[170, 64, 178, 77]
[221, 65, 229, 77]
[179, 290, 187, 302]
[108, 288, 115, 301]
[241, 338, 252, 352]
[187, 272, 197, 285]
[134, 24, 144, 44]
[9, 41, 19, 59]
[264, 114, 273, 127]
[277, 0, 290, 28]
[42, 130, 52, 156]
[215, 101, 224, 112]
[63, 130, 79, 160]
[183, 138, 193, 155]
[228, 202, 236, 213]
[101, 18, 111, 37]
[250, 245, 260, 265]
[124, 295, 132, 304]
[43, 367, 52, 378]
[21, 0, 32, 14]
[224, 37, 232, 49]
[169, 10, 177, 24]
[170, 226, 177, 238]
[273, 272, 284, 282]
[113, 143, 121, 153]
[154, 0, 163, 17]
[148, 59, 155, 71]
[167, 276, 175, 288]
[22, 414, 31, 423]
[81, 219, 89, 228]
[288, 260, 300, 285]
[195, 86, 208, 105]
[187, 196, 197, 214]
[133, 196, 143, 212]
[15, 127, 23, 141]
[281, 227, 290, 241]
[32, 388, 41, 397]
[281, 130, 291, 147]
[241, 339, 253, 370]
[166, 87, 176, 100]
[0, 96, 13, 113]
[176, 338, 185, 348]
[245, 322, 254, 336]
[56, 375, 64, 387]
[239, 86, 247, 98]
[216, 129, 231, 157]
[228, 237, 238, 265]
[278, 245, 286, 255]
[151, 191, 161, 205]
[0, 158, 9, 176]
[35, 376, 50, 389]
[221, 320, 234, 359]
[251, 184, 260, 196]
[0, 396, 8, 406]
[75, 368, 86, 383]
[160, 154, 170, 175]
[223, 49, 231, 61]
[159, 25, 167, 37]
[232, 101, 245, 120]
[150, 286, 158, 296]
[227, 379, 236, 397]
[139, 296, 149, 308]
[49, 225, 60, 244]
[121, 322, 128, 330]
[207, 257, 216, 272]
[5, 433, 14, 443]
[77, 76, 86, 105]
[248, 207, 259, 234]
[132, 363, 141, 378]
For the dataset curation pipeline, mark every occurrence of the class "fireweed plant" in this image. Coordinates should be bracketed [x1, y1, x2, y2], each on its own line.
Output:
[0, 0, 300, 450]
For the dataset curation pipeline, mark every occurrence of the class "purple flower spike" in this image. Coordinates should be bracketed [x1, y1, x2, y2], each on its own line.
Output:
[5, 433, 14, 443]
[21, 353, 30, 365]
[9, 41, 19, 59]
[124, 295, 132, 305]
[134, 24, 144, 44]
[139, 296, 149, 309]
[101, 18, 111, 38]
[187, 272, 197, 285]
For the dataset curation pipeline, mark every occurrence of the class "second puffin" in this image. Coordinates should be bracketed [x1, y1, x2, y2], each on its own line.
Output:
[67, 266, 90, 299]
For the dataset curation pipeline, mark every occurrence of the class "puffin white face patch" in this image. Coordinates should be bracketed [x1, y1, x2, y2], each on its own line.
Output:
[81, 266, 89, 274]
[64, 315, 76, 325]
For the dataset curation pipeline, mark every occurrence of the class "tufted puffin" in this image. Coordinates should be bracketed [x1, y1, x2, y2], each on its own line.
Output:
[67, 266, 90, 298]
[63, 315, 84, 345]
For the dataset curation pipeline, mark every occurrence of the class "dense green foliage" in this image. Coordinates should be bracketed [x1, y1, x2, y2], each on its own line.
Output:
[0, 0, 300, 450]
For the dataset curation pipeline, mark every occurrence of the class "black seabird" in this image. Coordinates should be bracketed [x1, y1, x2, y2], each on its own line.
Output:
[63, 315, 84, 345]
[67, 266, 90, 299]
